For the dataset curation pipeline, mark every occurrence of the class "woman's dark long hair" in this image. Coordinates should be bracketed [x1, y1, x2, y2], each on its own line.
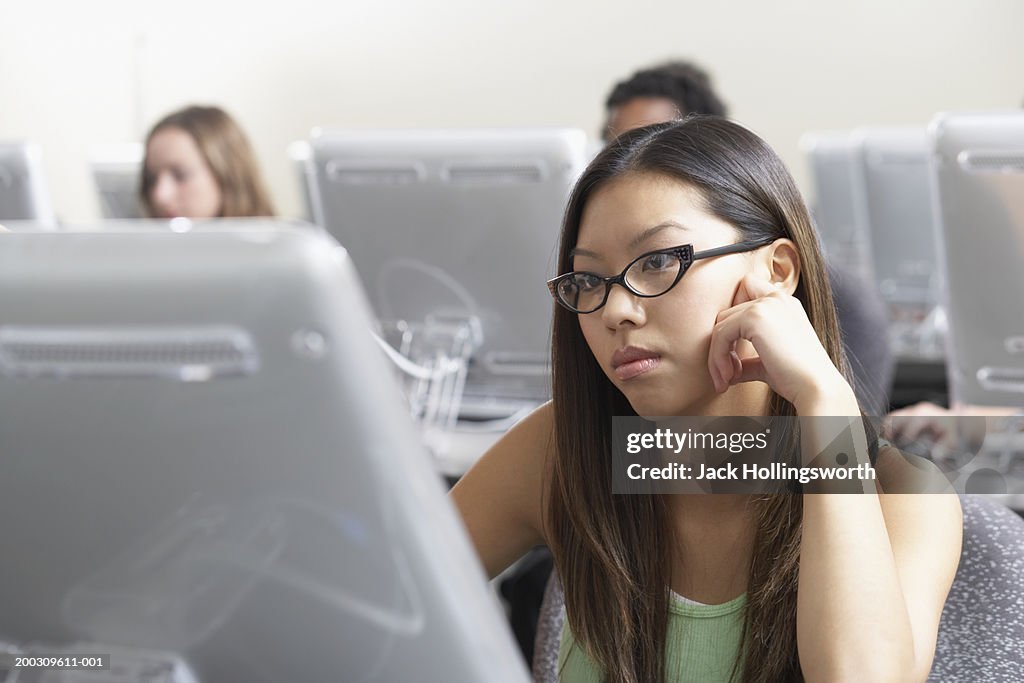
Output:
[547, 116, 854, 683]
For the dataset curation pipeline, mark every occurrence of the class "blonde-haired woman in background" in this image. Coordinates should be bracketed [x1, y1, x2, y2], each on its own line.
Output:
[140, 105, 275, 219]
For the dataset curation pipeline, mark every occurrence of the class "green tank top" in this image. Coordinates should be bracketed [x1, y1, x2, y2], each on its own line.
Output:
[557, 592, 747, 683]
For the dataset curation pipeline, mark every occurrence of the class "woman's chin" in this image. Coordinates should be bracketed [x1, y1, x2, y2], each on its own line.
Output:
[624, 390, 697, 420]
[618, 387, 716, 419]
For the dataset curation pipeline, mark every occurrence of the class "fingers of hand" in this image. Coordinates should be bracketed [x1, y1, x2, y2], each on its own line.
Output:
[709, 317, 744, 392]
[898, 417, 950, 445]
[710, 278, 798, 393]
[709, 312, 765, 392]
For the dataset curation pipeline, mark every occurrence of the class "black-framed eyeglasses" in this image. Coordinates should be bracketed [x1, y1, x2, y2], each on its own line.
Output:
[547, 237, 776, 314]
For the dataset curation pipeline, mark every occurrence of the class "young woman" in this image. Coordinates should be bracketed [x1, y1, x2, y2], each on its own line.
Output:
[140, 105, 275, 219]
[451, 117, 961, 683]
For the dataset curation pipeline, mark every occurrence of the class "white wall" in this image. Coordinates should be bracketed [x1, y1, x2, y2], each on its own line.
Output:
[2, 0, 1023, 222]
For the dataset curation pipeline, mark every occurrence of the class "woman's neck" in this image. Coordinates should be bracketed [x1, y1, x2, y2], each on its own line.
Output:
[654, 380, 768, 602]
[667, 494, 757, 603]
[670, 493, 755, 534]
[658, 380, 773, 425]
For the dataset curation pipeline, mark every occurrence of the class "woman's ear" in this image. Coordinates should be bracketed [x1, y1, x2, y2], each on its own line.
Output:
[764, 238, 800, 294]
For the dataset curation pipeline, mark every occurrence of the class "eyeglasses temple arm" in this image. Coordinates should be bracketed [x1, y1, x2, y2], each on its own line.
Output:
[692, 238, 775, 261]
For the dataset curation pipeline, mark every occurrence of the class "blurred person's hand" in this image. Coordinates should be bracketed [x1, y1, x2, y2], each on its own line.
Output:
[885, 402, 1010, 463]
[886, 402, 962, 461]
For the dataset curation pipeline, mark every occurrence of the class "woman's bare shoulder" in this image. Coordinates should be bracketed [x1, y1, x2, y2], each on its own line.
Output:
[448, 401, 557, 576]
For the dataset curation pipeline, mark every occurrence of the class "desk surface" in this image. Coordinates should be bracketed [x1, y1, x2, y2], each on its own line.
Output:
[435, 428, 506, 478]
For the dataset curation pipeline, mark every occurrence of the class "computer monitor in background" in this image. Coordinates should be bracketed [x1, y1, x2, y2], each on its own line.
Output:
[309, 128, 588, 417]
[931, 111, 1024, 407]
[0, 221, 529, 683]
[585, 138, 606, 163]
[0, 141, 57, 226]
[90, 143, 145, 219]
[288, 140, 322, 226]
[800, 131, 873, 283]
[856, 127, 941, 312]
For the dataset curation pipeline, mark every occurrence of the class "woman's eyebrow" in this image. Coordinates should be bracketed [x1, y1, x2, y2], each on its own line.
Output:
[627, 221, 689, 250]
[569, 245, 600, 259]
[571, 221, 690, 260]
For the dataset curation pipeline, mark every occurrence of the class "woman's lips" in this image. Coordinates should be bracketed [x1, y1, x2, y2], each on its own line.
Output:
[612, 346, 662, 380]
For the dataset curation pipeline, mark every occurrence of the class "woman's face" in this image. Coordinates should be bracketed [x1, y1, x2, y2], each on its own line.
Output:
[574, 172, 759, 417]
[144, 127, 223, 219]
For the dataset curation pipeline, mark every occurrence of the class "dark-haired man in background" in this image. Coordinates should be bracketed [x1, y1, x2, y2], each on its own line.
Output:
[602, 60, 727, 141]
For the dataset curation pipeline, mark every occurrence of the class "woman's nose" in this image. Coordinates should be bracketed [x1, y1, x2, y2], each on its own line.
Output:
[151, 174, 176, 207]
[600, 283, 646, 328]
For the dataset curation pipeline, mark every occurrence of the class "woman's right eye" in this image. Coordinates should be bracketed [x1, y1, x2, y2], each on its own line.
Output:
[575, 273, 603, 292]
[640, 252, 675, 272]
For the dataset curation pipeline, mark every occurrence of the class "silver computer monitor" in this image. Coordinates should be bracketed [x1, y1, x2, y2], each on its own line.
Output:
[0, 220, 529, 682]
[799, 131, 873, 282]
[930, 111, 1024, 407]
[90, 143, 146, 219]
[288, 140, 322, 226]
[0, 141, 56, 226]
[856, 126, 941, 311]
[309, 127, 588, 412]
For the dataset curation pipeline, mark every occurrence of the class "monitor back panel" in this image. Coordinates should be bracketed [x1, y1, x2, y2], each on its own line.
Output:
[931, 111, 1024, 406]
[0, 222, 528, 682]
[310, 128, 588, 402]
[857, 127, 940, 309]
[90, 144, 145, 219]
[801, 131, 874, 281]
[288, 140, 321, 225]
[0, 142, 56, 226]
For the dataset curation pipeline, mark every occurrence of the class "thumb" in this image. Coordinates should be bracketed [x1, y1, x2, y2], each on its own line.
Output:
[734, 272, 778, 306]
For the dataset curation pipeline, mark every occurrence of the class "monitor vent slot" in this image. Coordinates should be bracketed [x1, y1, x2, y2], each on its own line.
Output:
[976, 367, 1024, 393]
[443, 162, 546, 185]
[867, 152, 927, 167]
[0, 326, 258, 380]
[957, 151, 1024, 173]
[325, 160, 425, 185]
